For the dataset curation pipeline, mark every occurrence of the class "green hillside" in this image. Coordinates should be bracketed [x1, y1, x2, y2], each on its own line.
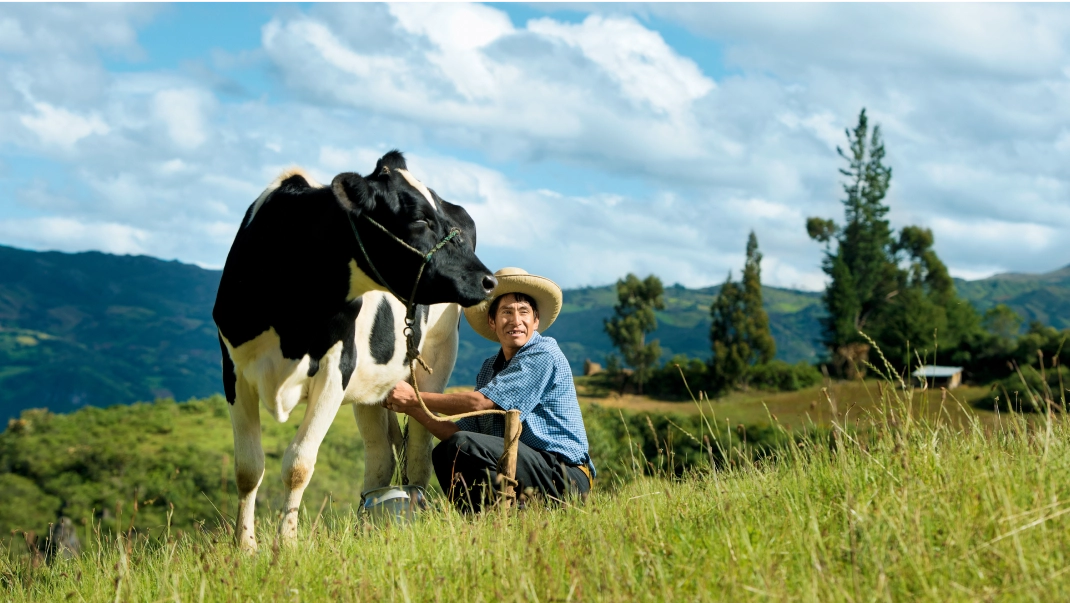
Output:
[0, 396, 366, 540]
[955, 264, 1070, 329]
[0, 245, 221, 419]
[0, 245, 825, 418]
[1, 243, 1068, 418]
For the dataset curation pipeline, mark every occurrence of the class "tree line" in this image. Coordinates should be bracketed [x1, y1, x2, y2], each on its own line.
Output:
[601, 108, 1068, 407]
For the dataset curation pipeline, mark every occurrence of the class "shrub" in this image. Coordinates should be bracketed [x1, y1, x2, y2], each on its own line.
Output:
[972, 364, 1070, 413]
[645, 355, 710, 400]
[746, 360, 823, 392]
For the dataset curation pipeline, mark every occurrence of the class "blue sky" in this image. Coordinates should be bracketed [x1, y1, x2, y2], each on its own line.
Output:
[1, 3, 1068, 290]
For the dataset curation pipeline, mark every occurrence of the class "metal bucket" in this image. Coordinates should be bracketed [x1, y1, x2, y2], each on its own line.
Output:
[361, 485, 430, 524]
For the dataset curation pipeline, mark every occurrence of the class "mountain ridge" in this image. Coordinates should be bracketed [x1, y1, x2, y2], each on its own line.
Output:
[1, 243, 1066, 418]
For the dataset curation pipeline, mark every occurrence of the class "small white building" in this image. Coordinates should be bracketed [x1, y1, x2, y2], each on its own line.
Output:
[913, 365, 964, 389]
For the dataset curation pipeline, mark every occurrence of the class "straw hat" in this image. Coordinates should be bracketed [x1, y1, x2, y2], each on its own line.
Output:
[463, 267, 563, 342]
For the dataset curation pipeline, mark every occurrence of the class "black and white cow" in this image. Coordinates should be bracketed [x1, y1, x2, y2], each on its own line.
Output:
[213, 151, 495, 551]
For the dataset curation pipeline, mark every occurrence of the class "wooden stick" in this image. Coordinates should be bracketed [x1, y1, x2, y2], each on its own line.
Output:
[498, 409, 522, 509]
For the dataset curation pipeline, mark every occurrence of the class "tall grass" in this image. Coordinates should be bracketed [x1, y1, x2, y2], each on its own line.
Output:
[3, 363, 1070, 601]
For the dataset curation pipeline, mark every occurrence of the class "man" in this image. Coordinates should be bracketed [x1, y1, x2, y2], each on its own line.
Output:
[384, 267, 594, 512]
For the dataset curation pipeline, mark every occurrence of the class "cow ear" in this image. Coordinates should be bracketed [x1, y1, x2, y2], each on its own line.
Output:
[331, 172, 373, 214]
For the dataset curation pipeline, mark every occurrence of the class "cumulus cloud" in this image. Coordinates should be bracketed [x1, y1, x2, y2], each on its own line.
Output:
[153, 89, 213, 150]
[0, 2, 1068, 291]
[261, 6, 717, 173]
[0, 217, 150, 256]
[19, 101, 110, 149]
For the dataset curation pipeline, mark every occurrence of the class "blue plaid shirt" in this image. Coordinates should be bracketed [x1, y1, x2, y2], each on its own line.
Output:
[457, 332, 595, 476]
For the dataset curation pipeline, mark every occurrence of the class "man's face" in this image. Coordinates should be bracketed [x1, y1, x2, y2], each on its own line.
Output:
[489, 293, 540, 351]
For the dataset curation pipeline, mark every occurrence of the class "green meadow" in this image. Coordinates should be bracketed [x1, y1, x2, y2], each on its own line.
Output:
[3, 369, 1070, 601]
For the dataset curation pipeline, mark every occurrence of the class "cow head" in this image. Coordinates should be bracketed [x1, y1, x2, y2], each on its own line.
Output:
[331, 150, 496, 307]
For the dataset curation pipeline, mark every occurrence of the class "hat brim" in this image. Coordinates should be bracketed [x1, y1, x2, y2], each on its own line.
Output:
[463, 274, 562, 342]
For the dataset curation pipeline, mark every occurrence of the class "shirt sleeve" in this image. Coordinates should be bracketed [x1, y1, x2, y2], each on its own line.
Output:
[478, 349, 556, 420]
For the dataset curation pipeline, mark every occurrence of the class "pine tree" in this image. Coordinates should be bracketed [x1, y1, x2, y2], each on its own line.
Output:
[710, 232, 776, 390]
[604, 274, 665, 394]
[807, 108, 898, 372]
[710, 274, 746, 391]
[808, 109, 981, 371]
[741, 232, 776, 365]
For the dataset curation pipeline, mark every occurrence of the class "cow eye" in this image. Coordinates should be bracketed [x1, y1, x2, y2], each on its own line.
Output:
[413, 220, 429, 229]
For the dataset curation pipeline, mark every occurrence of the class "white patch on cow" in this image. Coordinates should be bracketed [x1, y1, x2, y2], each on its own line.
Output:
[347, 259, 387, 301]
[221, 329, 311, 422]
[247, 167, 324, 225]
[396, 168, 437, 211]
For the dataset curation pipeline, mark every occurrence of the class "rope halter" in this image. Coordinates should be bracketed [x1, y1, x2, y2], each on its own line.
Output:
[347, 211, 506, 425]
[347, 212, 459, 363]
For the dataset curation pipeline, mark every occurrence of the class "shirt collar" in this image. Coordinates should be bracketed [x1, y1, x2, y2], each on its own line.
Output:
[492, 331, 542, 377]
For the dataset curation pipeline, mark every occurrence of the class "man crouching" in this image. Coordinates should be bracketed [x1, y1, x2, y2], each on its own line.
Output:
[384, 267, 595, 512]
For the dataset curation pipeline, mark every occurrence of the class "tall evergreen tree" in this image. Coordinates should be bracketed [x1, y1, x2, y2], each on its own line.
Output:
[741, 232, 776, 365]
[710, 232, 776, 390]
[808, 109, 981, 370]
[604, 274, 665, 394]
[710, 274, 746, 391]
[807, 108, 898, 360]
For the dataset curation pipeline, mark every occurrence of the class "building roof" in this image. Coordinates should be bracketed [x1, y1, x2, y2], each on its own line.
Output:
[913, 365, 963, 378]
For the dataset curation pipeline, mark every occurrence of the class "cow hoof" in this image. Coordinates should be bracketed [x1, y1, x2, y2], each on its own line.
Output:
[279, 519, 299, 545]
[237, 536, 258, 553]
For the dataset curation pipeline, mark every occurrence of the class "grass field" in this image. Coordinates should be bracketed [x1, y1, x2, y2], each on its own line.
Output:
[4, 372, 1070, 601]
[576, 379, 996, 429]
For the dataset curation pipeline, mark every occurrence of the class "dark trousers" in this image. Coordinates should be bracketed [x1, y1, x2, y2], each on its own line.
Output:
[432, 431, 590, 513]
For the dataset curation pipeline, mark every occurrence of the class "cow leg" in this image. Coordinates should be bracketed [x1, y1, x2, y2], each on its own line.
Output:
[230, 376, 264, 552]
[354, 404, 395, 493]
[278, 350, 345, 544]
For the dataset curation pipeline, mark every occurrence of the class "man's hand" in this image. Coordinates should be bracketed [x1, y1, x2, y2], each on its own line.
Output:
[383, 380, 421, 415]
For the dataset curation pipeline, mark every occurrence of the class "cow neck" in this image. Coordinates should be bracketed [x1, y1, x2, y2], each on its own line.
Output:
[346, 212, 459, 366]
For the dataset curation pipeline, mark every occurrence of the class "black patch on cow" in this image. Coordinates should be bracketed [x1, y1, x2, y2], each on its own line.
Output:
[213, 178, 369, 391]
[409, 304, 428, 351]
[220, 334, 237, 405]
[370, 296, 395, 365]
[307, 296, 363, 379]
[334, 298, 362, 389]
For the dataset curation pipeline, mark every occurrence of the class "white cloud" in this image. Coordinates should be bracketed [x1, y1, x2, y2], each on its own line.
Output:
[153, 88, 212, 150]
[930, 216, 1056, 254]
[261, 5, 719, 173]
[528, 15, 714, 120]
[2, 3, 1070, 292]
[19, 101, 109, 149]
[0, 217, 150, 256]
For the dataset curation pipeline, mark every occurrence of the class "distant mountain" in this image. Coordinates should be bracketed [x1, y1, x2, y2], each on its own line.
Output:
[955, 265, 1070, 330]
[1, 244, 1066, 418]
[0, 245, 221, 419]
